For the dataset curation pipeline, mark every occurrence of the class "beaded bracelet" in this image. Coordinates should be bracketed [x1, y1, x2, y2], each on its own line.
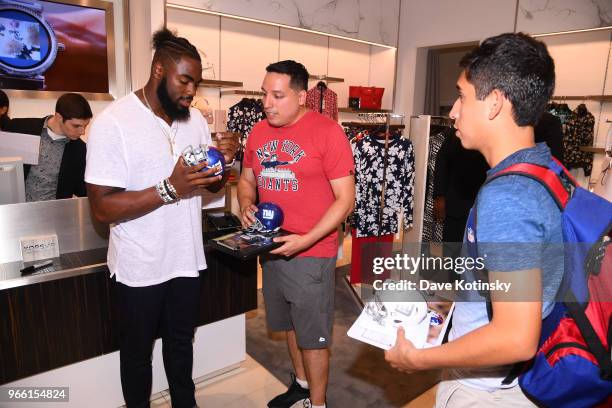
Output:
[156, 180, 174, 203]
[164, 178, 179, 200]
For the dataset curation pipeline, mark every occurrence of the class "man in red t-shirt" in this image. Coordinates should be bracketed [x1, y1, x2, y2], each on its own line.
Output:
[238, 60, 355, 408]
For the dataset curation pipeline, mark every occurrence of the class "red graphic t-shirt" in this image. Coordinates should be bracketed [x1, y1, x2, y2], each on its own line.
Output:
[243, 111, 354, 258]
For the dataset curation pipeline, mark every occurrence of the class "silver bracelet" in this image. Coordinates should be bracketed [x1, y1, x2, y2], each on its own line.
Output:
[164, 178, 179, 200]
[156, 180, 174, 203]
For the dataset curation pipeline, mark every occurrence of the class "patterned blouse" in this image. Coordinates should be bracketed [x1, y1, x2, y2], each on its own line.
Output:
[351, 133, 415, 237]
[563, 104, 595, 176]
[306, 86, 338, 121]
[227, 98, 266, 156]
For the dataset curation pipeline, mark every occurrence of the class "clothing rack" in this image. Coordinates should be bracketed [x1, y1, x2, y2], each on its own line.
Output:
[341, 122, 405, 129]
[343, 113, 406, 237]
[342, 113, 405, 129]
[220, 90, 264, 97]
[344, 112, 408, 295]
[550, 95, 612, 102]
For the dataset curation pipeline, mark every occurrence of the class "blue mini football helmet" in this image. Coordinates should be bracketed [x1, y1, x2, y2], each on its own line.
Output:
[248, 202, 284, 233]
[203, 146, 226, 176]
[182, 144, 225, 176]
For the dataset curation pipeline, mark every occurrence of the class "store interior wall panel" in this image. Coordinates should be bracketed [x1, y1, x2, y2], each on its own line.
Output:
[170, 0, 400, 47]
[592, 101, 612, 187]
[604, 38, 612, 96]
[368, 46, 397, 110]
[542, 30, 610, 97]
[516, 0, 612, 35]
[279, 28, 329, 78]
[395, 0, 517, 117]
[597, 102, 612, 145]
[327, 37, 371, 110]
[167, 8, 222, 112]
[219, 17, 280, 111]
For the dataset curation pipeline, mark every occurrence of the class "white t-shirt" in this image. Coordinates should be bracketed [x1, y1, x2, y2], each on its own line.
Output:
[85, 93, 212, 287]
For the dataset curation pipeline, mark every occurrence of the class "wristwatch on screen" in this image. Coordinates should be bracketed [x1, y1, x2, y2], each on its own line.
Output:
[0, 0, 65, 90]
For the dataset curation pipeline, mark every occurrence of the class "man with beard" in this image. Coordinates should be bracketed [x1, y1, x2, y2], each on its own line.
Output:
[85, 28, 238, 408]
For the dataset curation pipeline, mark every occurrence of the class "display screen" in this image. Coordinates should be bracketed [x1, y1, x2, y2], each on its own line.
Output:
[0, 11, 52, 68]
[0, 1, 109, 93]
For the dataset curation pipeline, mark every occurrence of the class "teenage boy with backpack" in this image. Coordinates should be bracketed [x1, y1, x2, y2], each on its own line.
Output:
[385, 32, 565, 407]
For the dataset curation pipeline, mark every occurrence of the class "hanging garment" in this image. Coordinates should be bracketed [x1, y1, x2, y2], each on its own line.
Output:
[433, 128, 488, 244]
[535, 112, 564, 164]
[350, 230, 393, 284]
[421, 128, 446, 243]
[547, 102, 572, 125]
[227, 98, 266, 156]
[344, 126, 369, 143]
[352, 132, 415, 238]
[563, 104, 595, 177]
[306, 86, 338, 121]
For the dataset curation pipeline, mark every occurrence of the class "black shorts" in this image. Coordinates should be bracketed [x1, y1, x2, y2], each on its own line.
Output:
[261, 255, 336, 349]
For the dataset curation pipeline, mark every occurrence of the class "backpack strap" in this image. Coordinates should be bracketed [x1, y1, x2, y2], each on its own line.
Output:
[480, 160, 572, 385]
[486, 162, 571, 210]
[565, 291, 612, 380]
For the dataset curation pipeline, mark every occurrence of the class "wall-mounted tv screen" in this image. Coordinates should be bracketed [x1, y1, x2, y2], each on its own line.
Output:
[0, 0, 111, 93]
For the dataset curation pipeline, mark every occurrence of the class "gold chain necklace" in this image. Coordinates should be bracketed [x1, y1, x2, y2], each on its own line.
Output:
[142, 89, 177, 156]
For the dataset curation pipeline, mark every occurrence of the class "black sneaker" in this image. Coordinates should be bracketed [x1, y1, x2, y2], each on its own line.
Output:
[267, 373, 310, 408]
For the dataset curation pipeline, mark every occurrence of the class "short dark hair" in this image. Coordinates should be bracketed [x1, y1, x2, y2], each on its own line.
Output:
[266, 60, 309, 91]
[0, 89, 8, 109]
[152, 28, 200, 64]
[55, 93, 93, 121]
[460, 32, 555, 127]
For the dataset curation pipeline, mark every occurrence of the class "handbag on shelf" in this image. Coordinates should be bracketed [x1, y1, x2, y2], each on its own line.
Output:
[349, 86, 385, 109]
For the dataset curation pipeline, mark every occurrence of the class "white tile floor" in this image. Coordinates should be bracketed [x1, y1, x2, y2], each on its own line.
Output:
[147, 355, 285, 407]
[148, 354, 437, 408]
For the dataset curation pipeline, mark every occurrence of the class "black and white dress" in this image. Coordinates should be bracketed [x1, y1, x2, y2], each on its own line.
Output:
[352, 133, 416, 238]
[421, 129, 446, 242]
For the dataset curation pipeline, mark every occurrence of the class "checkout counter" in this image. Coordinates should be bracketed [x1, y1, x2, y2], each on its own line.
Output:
[0, 189, 256, 407]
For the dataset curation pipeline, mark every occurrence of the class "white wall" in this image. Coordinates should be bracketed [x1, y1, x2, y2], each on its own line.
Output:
[395, 0, 611, 188]
[395, 0, 517, 117]
[542, 29, 612, 185]
[517, 0, 612, 34]
[166, 8, 397, 120]
[169, 0, 401, 47]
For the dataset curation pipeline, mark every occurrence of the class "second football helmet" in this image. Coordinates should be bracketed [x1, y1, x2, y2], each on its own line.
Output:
[247, 202, 284, 233]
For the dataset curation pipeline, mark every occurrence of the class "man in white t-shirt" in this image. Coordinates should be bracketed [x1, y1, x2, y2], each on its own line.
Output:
[85, 28, 238, 408]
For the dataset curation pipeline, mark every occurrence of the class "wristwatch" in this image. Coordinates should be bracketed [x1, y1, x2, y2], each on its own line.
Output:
[0, 0, 65, 90]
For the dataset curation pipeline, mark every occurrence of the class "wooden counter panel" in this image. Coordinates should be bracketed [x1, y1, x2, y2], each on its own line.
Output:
[0, 251, 257, 384]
